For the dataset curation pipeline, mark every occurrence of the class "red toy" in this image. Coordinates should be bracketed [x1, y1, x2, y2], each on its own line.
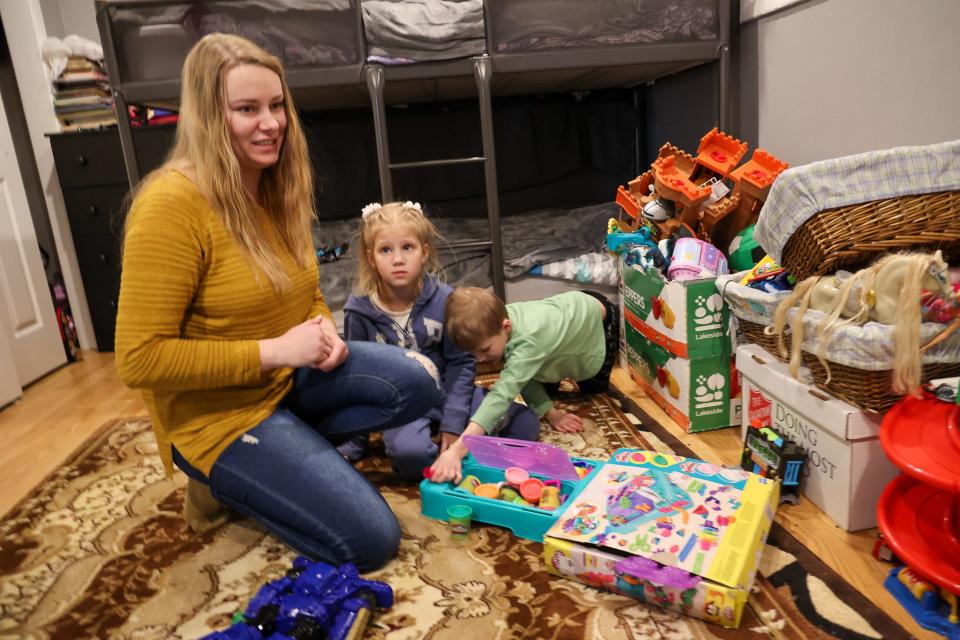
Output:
[877, 395, 960, 607]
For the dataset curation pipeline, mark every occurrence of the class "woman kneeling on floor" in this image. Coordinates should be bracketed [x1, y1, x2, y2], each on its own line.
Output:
[115, 33, 443, 570]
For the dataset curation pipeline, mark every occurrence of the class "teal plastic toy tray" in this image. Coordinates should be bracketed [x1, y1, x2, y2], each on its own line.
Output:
[420, 452, 602, 542]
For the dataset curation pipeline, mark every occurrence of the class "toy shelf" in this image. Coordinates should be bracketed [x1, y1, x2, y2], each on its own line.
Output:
[877, 474, 960, 595]
[880, 395, 960, 493]
[878, 394, 960, 597]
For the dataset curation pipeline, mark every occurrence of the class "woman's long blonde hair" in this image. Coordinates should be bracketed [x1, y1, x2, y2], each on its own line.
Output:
[133, 33, 315, 290]
[354, 202, 442, 297]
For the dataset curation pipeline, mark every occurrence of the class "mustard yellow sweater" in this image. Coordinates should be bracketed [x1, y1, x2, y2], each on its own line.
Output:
[115, 171, 331, 476]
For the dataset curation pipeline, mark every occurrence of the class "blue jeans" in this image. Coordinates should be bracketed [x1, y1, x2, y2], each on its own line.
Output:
[343, 384, 542, 479]
[172, 341, 444, 571]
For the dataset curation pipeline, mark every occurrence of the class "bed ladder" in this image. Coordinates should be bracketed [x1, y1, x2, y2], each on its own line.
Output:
[364, 57, 506, 300]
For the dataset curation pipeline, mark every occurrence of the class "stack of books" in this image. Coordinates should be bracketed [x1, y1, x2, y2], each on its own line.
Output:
[53, 57, 116, 131]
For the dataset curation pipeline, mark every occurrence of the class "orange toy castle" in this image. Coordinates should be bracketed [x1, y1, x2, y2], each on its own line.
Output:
[616, 128, 787, 252]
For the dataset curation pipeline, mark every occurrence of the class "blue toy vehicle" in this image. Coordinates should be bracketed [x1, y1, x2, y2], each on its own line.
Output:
[200, 556, 393, 640]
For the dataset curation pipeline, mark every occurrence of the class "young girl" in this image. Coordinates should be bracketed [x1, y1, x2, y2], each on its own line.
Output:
[339, 201, 541, 477]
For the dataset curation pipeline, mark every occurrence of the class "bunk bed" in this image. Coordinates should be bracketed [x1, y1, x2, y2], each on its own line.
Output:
[94, 0, 733, 311]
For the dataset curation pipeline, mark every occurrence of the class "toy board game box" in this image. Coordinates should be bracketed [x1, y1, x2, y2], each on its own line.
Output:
[543, 448, 779, 627]
[420, 437, 602, 542]
[624, 318, 741, 432]
[621, 263, 730, 358]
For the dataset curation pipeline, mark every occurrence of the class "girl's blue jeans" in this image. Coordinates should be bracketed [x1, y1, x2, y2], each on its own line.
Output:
[172, 341, 444, 571]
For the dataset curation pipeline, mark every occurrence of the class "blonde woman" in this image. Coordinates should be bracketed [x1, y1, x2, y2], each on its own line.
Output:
[115, 34, 442, 570]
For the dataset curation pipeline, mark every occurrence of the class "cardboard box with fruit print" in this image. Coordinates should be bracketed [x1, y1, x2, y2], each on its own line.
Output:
[624, 317, 740, 432]
[621, 265, 730, 358]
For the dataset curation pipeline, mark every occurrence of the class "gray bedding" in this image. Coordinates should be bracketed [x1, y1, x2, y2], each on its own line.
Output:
[362, 0, 486, 61]
[314, 201, 617, 309]
[492, 0, 720, 52]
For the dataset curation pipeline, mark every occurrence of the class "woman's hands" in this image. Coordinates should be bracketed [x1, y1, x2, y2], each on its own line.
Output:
[314, 317, 348, 371]
[259, 315, 348, 372]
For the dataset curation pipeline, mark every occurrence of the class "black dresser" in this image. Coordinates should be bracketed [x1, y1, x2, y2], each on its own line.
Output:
[48, 126, 175, 351]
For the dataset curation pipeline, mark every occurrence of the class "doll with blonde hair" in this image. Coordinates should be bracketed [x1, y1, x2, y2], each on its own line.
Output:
[340, 201, 541, 476]
[767, 250, 952, 395]
[115, 34, 442, 570]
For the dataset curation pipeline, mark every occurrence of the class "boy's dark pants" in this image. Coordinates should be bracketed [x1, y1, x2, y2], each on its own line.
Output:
[578, 290, 620, 394]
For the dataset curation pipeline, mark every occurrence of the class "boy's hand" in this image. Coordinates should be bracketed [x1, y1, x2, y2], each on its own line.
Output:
[429, 447, 465, 484]
[546, 408, 584, 433]
[428, 422, 486, 483]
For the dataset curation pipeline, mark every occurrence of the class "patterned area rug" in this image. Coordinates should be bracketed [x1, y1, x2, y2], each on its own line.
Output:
[0, 391, 910, 640]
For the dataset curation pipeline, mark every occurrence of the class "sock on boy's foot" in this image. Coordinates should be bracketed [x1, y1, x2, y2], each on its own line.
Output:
[183, 477, 229, 532]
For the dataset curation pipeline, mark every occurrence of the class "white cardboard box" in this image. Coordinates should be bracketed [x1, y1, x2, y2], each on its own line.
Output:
[736, 344, 898, 531]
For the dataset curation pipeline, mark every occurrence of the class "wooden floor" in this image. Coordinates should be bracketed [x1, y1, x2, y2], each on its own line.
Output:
[0, 352, 934, 639]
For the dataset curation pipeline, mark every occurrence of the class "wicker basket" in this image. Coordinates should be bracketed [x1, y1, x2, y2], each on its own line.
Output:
[780, 189, 960, 280]
[738, 319, 960, 412]
[738, 319, 784, 359]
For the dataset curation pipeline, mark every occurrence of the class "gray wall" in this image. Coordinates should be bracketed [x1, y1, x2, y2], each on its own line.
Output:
[740, 0, 960, 166]
[39, 0, 101, 43]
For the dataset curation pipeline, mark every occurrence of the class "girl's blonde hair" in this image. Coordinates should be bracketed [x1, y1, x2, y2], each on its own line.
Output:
[132, 33, 315, 291]
[355, 202, 442, 296]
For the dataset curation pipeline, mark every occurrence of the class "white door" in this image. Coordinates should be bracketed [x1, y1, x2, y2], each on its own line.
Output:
[0, 293, 20, 407]
[0, 84, 67, 388]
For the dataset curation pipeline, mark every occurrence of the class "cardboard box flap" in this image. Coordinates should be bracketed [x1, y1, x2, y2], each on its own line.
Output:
[545, 449, 778, 589]
[735, 344, 881, 441]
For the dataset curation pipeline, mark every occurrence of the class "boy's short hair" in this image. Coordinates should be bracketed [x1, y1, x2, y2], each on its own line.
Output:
[445, 287, 508, 351]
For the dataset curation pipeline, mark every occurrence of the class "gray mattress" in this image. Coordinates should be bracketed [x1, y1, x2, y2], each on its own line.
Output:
[490, 0, 719, 53]
[362, 0, 719, 61]
[314, 201, 617, 309]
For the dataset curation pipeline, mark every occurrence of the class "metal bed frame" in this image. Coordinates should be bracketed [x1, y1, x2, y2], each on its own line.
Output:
[95, 0, 734, 300]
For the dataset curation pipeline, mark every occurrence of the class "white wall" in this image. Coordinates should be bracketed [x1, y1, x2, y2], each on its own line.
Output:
[743, 0, 960, 166]
[38, 0, 100, 44]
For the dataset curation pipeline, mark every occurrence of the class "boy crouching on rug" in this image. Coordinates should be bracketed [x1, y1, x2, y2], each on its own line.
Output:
[427, 287, 619, 483]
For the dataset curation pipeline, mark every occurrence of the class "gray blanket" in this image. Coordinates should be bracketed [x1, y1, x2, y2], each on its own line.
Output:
[362, 0, 486, 61]
[314, 201, 617, 309]
[493, 0, 719, 51]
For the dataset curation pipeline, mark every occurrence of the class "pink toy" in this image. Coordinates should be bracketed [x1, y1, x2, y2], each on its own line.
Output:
[668, 237, 728, 282]
[504, 466, 529, 488]
[463, 435, 580, 481]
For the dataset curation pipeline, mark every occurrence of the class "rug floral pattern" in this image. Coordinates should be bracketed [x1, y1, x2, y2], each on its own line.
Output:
[0, 392, 907, 640]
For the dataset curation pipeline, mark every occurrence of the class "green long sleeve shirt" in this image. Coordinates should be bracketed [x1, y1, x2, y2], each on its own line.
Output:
[471, 291, 606, 432]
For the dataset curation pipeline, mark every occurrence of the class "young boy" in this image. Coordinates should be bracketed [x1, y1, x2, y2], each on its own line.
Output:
[427, 287, 619, 483]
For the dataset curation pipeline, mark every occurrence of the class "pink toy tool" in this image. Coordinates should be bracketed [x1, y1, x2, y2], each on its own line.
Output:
[463, 436, 580, 481]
